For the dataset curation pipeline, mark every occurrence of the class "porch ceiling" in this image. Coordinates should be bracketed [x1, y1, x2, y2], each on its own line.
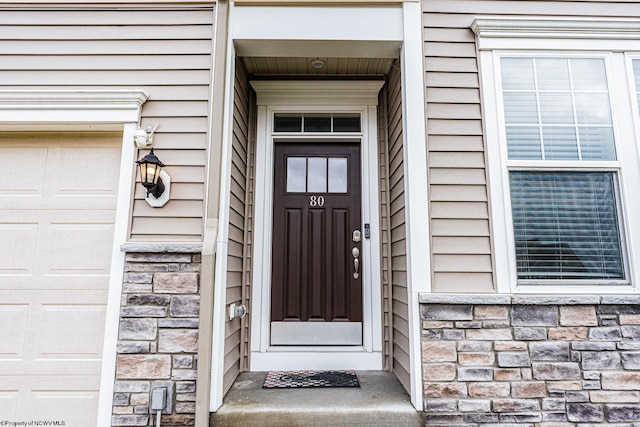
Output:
[241, 56, 394, 76]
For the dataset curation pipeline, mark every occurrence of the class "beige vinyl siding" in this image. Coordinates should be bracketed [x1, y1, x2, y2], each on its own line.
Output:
[384, 60, 411, 392]
[0, 6, 214, 242]
[423, 0, 638, 292]
[223, 58, 252, 394]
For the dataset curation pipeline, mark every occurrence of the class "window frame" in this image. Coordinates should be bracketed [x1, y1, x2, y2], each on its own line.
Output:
[475, 17, 640, 293]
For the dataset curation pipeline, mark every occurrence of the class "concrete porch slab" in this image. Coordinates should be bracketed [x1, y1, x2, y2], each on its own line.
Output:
[210, 371, 423, 426]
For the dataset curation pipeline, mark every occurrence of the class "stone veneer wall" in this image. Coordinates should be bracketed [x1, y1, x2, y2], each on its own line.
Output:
[420, 295, 640, 426]
[112, 246, 201, 427]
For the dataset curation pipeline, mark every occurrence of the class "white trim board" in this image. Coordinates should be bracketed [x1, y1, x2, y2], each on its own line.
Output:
[0, 89, 147, 427]
[249, 80, 384, 372]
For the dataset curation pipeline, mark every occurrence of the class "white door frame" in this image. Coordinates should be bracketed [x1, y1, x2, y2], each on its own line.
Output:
[249, 81, 384, 371]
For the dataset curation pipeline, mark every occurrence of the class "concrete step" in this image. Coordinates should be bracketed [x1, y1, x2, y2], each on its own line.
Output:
[210, 371, 423, 427]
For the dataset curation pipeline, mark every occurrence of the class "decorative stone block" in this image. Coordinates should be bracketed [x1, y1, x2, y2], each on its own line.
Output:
[463, 413, 499, 423]
[113, 393, 129, 406]
[117, 342, 150, 354]
[116, 355, 171, 380]
[113, 381, 151, 393]
[514, 327, 547, 340]
[530, 342, 570, 361]
[466, 328, 512, 340]
[422, 329, 441, 340]
[422, 321, 454, 329]
[423, 341, 457, 362]
[493, 398, 540, 412]
[423, 363, 456, 381]
[171, 369, 198, 381]
[497, 352, 531, 368]
[591, 391, 640, 403]
[605, 404, 640, 422]
[620, 314, 640, 325]
[560, 306, 598, 326]
[602, 372, 640, 390]
[566, 391, 589, 402]
[169, 295, 200, 317]
[457, 341, 492, 352]
[424, 399, 457, 412]
[111, 415, 149, 426]
[499, 412, 542, 423]
[159, 319, 200, 328]
[474, 305, 508, 320]
[582, 351, 621, 370]
[548, 327, 588, 341]
[120, 306, 167, 318]
[622, 325, 640, 339]
[119, 318, 157, 340]
[126, 253, 192, 263]
[621, 352, 640, 370]
[543, 398, 566, 411]
[422, 304, 473, 321]
[424, 382, 468, 398]
[532, 363, 581, 380]
[468, 382, 510, 397]
[124, 273, 154, 284]
[175, 401, 196, 414]
[567, 403, 605, 422]
[494, 368, 521, 381]
[176, 381, 196, 393]
[458, 399, 490, 412]
[458, 352, 495, 366]
[589, 327, 622, 341]
[443, 329, 465, 340]
[158, 329, 198, 353]
[511, 381, 546, 398]
[494, 341, 527, 351]
[154, 272, 198, 294]
[127, 294, 170, 306]
[173, 355, 193, 369]
[512, 305, 558, 326]
[457, 367, 493, 381]
[572, 342, 616, 351]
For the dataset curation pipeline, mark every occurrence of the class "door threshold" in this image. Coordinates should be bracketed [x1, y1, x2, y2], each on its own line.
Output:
[210, 371, 422, 427]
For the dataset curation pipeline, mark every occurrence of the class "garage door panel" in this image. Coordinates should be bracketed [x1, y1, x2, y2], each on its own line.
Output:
[49, 223, 114, 274]
[1, 377, 99, 424]
[0, 223, 38, 275]
[0, 146, 47, 195]
[0, 133, 120, 425]
[36, 304, 106, 359]
[0, 305, 29, 360]
[57, 146, 121, 195]
[0, 391, 18, 418]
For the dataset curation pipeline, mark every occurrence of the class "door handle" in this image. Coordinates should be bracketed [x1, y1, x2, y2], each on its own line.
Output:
[352, 247, 360, 279]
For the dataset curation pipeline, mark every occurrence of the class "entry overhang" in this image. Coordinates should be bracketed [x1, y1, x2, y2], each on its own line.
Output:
[232, 6, 403, 58]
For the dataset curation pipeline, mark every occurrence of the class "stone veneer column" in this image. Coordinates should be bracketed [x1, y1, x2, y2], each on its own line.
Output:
[112, 245, 201, 427]
[420, 294, 640, 426]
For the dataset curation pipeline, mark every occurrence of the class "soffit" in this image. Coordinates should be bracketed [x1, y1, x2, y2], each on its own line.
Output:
[242, 56, 394, 76]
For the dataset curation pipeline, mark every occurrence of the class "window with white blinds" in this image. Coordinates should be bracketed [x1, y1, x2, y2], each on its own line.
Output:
[510, 171, 624, 280]
[500, 56, 626, 283]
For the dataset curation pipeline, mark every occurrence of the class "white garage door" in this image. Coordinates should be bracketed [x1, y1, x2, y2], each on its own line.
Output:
[0, 132, 121, 426]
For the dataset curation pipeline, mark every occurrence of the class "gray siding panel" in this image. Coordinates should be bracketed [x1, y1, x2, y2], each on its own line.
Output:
[384, 60, 411, 393]
[223, 57, 252, 394]
[0, 7, 214, 242]
[423, 0, 638, 293]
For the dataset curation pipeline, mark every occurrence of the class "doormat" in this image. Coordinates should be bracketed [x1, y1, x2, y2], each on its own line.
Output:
[262, 370, 360, 389]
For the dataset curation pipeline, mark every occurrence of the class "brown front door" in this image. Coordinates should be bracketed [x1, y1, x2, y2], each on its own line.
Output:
[270, 141, 362, 345]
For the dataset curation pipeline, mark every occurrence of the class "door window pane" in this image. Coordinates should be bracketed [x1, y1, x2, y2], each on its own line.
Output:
[510, 171, 624, 280]
[328, 158, 348, 193]
[286, 157, 307, 192]
[307, 157, 327, 193]
[275, 115, 302, 132]
[304, 115, 332, 132]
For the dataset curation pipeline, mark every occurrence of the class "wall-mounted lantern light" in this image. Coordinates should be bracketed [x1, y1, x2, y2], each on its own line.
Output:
[136, 147, 171, 208]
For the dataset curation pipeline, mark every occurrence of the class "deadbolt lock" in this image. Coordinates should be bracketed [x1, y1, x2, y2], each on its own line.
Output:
[353, 229, 361, 243]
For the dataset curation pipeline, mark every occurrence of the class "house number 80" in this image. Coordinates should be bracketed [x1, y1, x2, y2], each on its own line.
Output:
[310, 195, 325, 207]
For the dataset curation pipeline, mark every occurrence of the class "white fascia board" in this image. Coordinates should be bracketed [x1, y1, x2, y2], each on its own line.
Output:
[0, 90, 149, 123]
[473, 16, 640, 51]
[233, 5, 403, 58]
[251, 80, 384, 106]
